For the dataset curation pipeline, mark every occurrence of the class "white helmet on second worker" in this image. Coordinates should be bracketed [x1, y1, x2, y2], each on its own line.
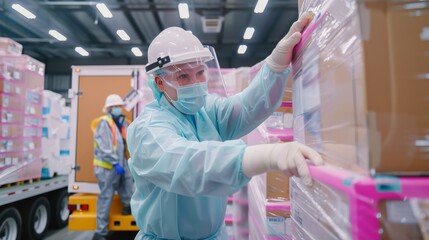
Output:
[103, 94, 124, 112]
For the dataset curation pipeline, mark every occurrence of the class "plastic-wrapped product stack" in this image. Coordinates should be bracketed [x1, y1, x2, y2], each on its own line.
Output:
[41, 90, 71, 178]
[291, 0, 429, 239]
[0, 38, 44, 185]
[245, 62, 295, 240]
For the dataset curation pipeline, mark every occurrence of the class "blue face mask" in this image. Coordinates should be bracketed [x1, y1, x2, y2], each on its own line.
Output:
[110, 107, 123, 117]
[164, 81, 208, 115]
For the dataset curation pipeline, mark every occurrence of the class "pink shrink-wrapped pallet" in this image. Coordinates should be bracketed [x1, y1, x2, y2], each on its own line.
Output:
[248, 174, 292, 240]
[0, 37, 22, 56]
[0, 54, 44, 185]
[291, 166, 429, 240]
[248, 173, 292, 240]
[292, 0, 429, 175]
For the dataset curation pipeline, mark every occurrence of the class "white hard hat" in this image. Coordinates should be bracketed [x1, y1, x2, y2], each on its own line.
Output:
[103, 94, 124, 112]
[145, 27, 214, 74]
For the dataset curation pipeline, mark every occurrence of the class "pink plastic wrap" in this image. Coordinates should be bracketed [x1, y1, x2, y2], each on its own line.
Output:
[292, 0, 429, 175]
[242, 58, 295, 238]
[291, 166, 429, 240]
[0, 38, 22, 56]
[0, 52, 44, 185]
[248, 174, 292, 240]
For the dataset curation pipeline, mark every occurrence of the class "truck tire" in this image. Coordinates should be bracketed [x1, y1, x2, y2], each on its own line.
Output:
[22, 197, 50, 240]
[50, 189, 69, 229]
[0, 207, 21, 240]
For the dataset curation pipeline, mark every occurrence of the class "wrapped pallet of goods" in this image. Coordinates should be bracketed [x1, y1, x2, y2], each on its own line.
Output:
[0, 37, 69, 240]
[0, 53, 44, 185]
[290, 0, 429, 239]
[244, 62, 295, 240]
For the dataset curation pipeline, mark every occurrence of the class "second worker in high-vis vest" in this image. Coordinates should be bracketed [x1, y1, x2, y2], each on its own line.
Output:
[91, 94, 134, 240]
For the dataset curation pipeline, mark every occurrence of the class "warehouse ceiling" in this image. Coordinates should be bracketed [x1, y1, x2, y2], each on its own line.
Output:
[0, 0, 300, 70]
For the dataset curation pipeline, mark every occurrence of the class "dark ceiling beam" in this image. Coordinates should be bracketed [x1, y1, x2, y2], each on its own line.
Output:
[117, 0, 148, 45]
[0, 13, 52, 61]
[60, 6, 297, 13]
[80, 7, 116, 58]
[215, 0, 227, 46]
[37, 1, 297, 12]
[21, 41, 276, 51]
[0, 21, 22, 38]
[112, 2, 297, 11]
[0, 14, 44, 39]
[83, 7, 117, 43]
[261, 10, 285, 43]
[148, 0, 163, 33]
[50, 8, 100, 44]
[232, 5, 256, 58]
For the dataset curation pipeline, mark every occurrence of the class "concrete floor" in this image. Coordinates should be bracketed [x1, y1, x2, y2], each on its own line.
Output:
[44, 227, 138, 240]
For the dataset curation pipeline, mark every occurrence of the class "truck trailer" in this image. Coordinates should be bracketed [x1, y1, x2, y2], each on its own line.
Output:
[67, 65, 147, 232]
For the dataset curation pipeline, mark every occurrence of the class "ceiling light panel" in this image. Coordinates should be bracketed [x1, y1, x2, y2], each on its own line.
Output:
[96, 3, 113, 18]
[238, 45, 247, 54]
[178, 3, 190, 19]
[116, 30, 130, 41]
[75, 47, 89, 56]
[11, 4, 36, 19]
[48, 30, 67, 41]
[131, 47, 143, 57]
[254, 0, 269, 13]
[243, 27, 255, 40]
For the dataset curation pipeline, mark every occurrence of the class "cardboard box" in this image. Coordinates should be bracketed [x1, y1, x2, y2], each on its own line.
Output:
[266, 201, 292, 238]
[267, 171, 290, 200]
[293, 0, 429, 175]
[1, 55, 45, 90]
[379, 200, 424, 240]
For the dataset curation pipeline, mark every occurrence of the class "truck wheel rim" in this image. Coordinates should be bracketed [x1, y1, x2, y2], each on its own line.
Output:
[33, 206, 48, 234]
[0, 218, 18, 240]
[60, 196, 70, 221]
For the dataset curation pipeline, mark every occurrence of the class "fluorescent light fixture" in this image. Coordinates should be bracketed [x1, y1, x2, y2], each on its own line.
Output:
[178, 3, 189, 19]
[116, 30, 130, 41]
[11, 4, 36, 19]
[75, 47, 89, 56]
[237, 45, 247, 54]
[48, 30, 67, 41]
[96, 3, 113, 18]
[243, 27, 255, 40]
[254, 0, 269, 13]
[131, 47, 143, 57]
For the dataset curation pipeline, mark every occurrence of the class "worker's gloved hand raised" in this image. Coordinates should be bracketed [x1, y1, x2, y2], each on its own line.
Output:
[113, 163, 125, 176]
[265, 12, 314, 72]
[242, 141, 323, 186]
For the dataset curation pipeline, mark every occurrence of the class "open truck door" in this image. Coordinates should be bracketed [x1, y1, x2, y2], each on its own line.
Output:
[67, 65, 145, 231]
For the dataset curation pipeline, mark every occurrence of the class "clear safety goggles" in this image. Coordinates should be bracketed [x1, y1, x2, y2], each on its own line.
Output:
[160, 63, 209, 87]
[151, 46, 229, 98]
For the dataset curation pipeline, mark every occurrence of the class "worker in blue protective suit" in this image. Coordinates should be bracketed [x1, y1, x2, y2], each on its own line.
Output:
[92, 94, 134, 240]
[127, 12, 323, 240]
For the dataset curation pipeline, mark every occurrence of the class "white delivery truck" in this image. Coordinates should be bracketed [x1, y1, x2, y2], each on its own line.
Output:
[0, 50, 70, 240]
[0, 175, 69, 240]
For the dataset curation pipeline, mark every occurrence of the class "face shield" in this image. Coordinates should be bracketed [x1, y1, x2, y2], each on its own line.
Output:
[147, 45, 228, 98]
[204, 46, 228, 98]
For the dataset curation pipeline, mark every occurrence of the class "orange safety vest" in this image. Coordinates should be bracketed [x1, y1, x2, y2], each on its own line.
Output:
[91, 115, 130, 169]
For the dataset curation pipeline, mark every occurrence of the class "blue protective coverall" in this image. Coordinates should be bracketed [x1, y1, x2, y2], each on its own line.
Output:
[127, 64, 290, 239]
[93, 115, 134, 236]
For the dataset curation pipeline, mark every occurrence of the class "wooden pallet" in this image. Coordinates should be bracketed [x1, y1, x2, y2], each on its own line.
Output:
[0, 177, 41, 189]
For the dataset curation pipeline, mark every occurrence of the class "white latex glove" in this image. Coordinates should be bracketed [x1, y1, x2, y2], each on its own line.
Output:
[242, 141, 323, 185]
[265, 12, 314, 72]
